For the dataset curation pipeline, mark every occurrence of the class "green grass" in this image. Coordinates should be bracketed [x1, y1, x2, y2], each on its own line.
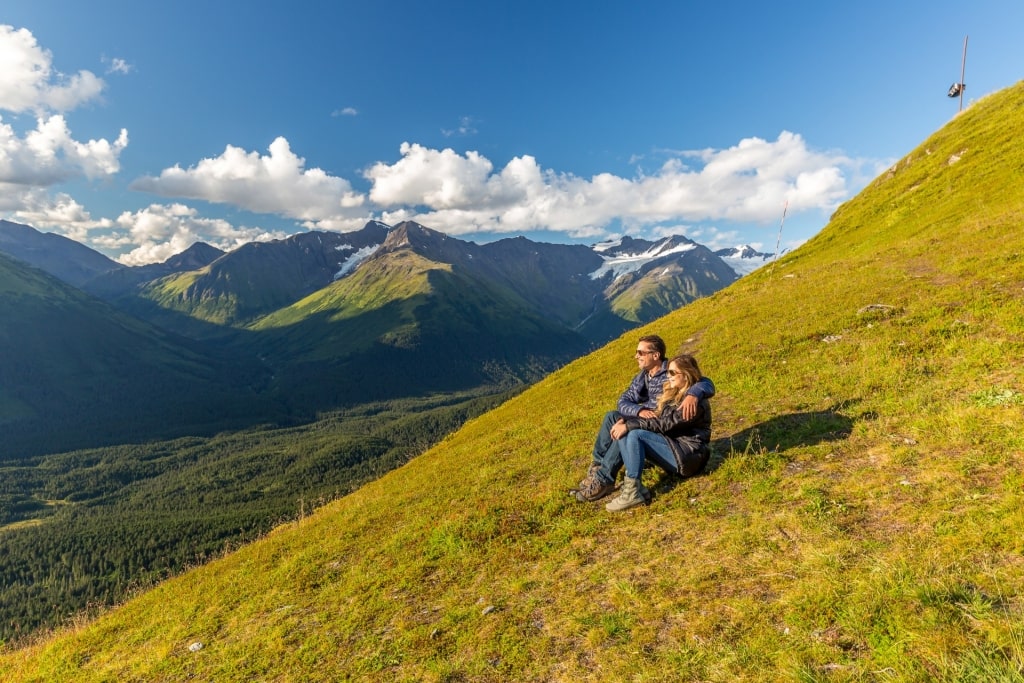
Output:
[3, 81, 1024, 682]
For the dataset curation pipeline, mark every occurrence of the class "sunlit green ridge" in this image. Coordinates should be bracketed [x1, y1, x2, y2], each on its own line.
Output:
[3, 81, 1024, 681]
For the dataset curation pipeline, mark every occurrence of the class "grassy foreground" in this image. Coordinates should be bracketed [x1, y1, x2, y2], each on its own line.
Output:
[3, 82, 1024, 681]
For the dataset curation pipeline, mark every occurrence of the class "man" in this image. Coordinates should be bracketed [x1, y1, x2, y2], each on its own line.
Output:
[570, 334, 715, 502]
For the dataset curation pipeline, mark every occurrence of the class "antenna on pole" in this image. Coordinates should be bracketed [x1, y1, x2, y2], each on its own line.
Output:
[959, 35, 968, 112]
[948, 35, 968, 112]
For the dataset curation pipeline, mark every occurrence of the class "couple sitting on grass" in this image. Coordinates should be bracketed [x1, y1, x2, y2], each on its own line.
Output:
[570, 334, 714, 512]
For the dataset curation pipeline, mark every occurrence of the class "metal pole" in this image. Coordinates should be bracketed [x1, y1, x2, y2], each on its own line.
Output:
[773, 200, 788, 263]
[959, 35, 968, 112]
[767, 200, 788, 279]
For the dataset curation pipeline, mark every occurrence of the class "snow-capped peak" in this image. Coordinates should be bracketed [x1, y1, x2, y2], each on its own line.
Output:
[714, 245, 778, 276]
[589, 239, 697, 280]
[592, 238, 623, 253]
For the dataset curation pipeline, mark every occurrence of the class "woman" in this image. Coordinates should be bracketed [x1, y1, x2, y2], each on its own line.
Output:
[606, 354, 712, 512]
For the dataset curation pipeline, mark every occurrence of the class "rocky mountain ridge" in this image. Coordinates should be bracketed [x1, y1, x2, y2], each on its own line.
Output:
[0, 219, 747, 343]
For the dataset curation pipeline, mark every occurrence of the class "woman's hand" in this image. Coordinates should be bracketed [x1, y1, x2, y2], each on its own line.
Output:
[610, 420, 628, 440]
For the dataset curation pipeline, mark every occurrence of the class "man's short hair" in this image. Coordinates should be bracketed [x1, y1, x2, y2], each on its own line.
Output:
[638, 334, 666, 361]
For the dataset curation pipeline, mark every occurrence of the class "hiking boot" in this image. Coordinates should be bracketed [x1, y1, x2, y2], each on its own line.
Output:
[577, 462, 601, 489]
[571, 474, 616, 502]
[605, 476, 650, 512]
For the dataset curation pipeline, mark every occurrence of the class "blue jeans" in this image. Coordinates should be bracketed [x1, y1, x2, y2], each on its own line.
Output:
[591, 410, 624, 485]
[621, 429, 677, 479]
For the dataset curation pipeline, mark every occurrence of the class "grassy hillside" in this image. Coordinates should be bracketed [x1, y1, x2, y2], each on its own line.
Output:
[3, 82, 1024, 681]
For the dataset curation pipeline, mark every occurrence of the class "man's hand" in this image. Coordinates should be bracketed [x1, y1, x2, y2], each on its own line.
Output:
[681, 394, 698, 420]
[637, 409, 657, 419]
[610, 419, 628, 440]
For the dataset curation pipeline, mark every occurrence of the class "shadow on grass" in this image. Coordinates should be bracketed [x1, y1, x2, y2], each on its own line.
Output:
[648, 403, 857, 496]
[704, 403, 857, 474]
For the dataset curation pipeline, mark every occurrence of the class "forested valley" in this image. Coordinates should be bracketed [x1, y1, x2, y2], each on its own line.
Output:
[0, 389, 512, 644]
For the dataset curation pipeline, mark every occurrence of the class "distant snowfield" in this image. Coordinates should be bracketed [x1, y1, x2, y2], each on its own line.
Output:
[333, 244, 380, 279]
[716, 246, 776, 276]
[589, 242, 697, 280]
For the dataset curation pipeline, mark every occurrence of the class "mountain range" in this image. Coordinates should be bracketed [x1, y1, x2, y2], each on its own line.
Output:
[0, 218, 757, 455]
[1, 218, 765, 336]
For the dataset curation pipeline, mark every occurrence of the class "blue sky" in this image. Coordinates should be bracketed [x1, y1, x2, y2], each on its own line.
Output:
[2, 1, 1022, 265]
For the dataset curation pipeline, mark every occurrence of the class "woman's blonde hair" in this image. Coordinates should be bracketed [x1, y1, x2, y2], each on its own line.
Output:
[657, 354, 702, 415]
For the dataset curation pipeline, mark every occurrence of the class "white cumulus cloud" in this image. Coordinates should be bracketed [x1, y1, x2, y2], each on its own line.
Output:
[0, 25, 105, 113]
[0, 27, 127, 198]
[130, 136, 367, 225]
[0, 114, 128, 185]
[366, 142, 496, 209]
[109, 203, 291, 266]
[4, 189, 113, 243]
[362, 132, 859, 239]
